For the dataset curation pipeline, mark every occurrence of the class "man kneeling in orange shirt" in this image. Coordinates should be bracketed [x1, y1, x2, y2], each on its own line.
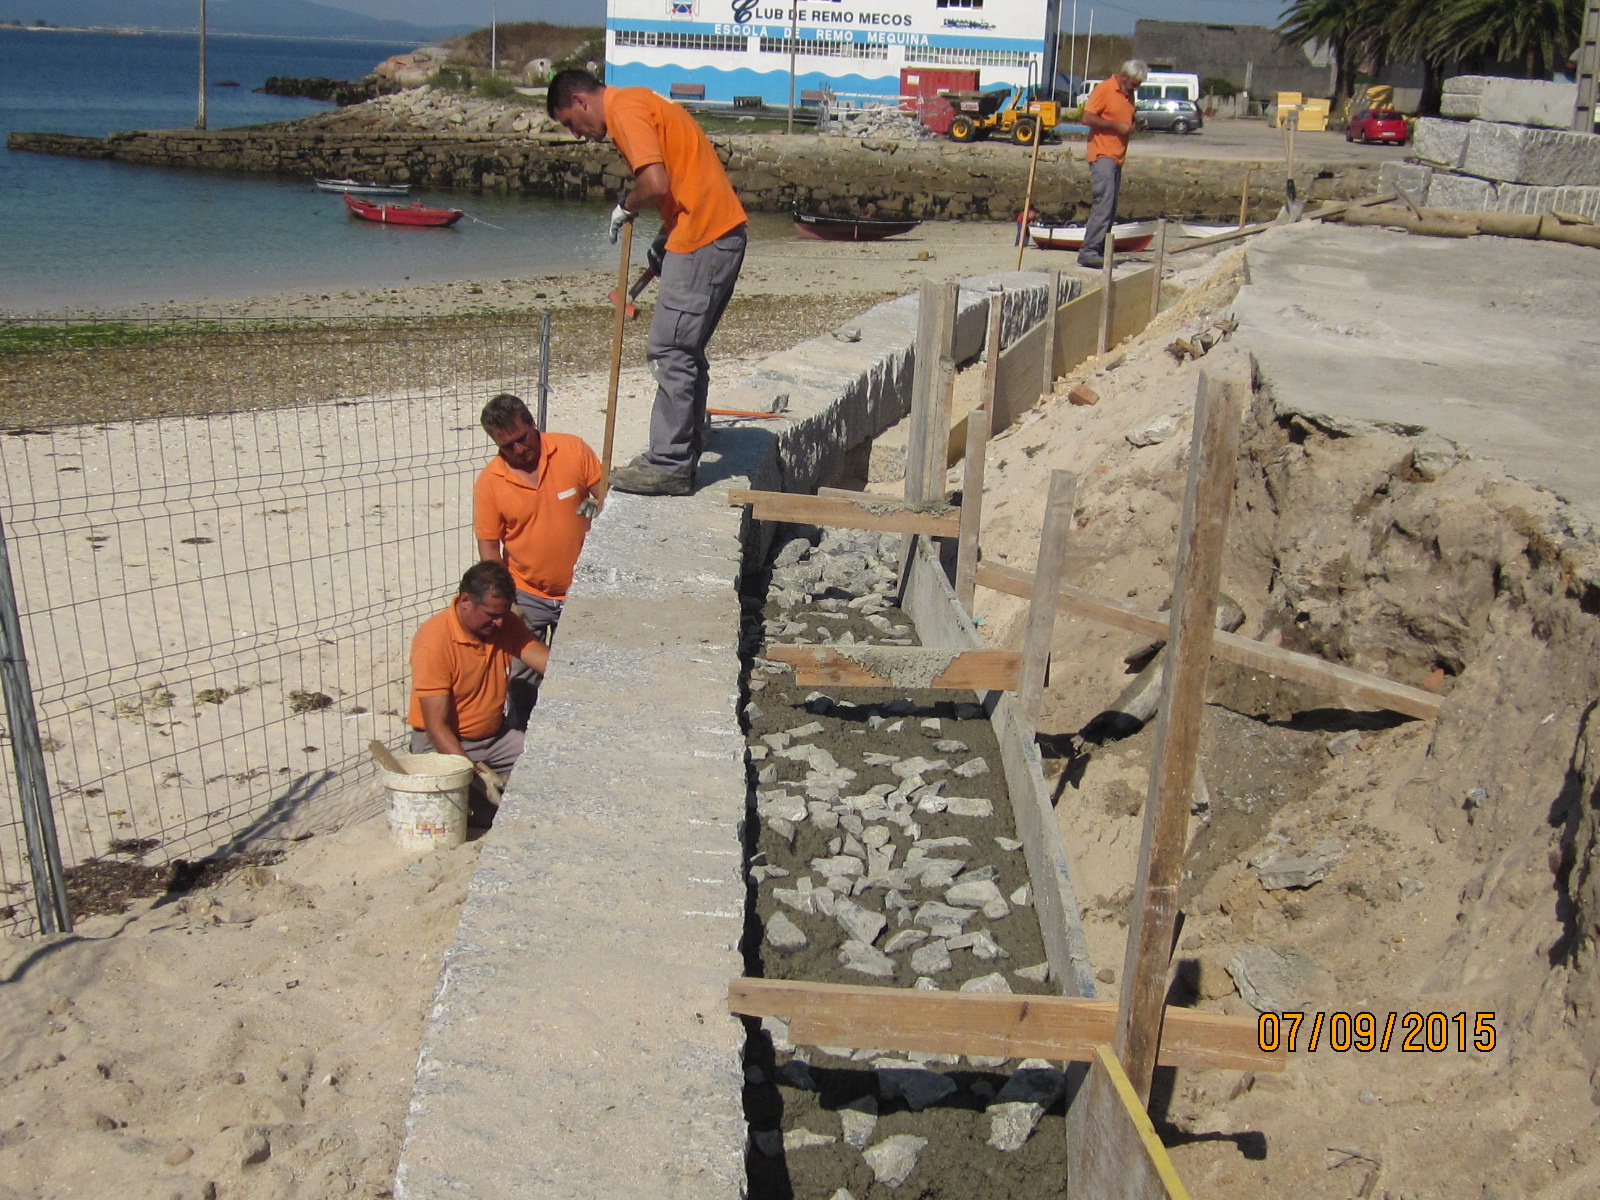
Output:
[408, 562, 551, 823]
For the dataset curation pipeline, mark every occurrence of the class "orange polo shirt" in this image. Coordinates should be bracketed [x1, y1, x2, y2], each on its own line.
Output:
[408, 603, 534, 739]
[473, 430, 602, 602]
[1085, 77, 1136, 165]
[604, 86, 748, 255]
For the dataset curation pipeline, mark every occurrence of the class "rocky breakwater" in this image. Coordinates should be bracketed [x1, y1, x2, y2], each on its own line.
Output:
[9, 90, 1378, 220]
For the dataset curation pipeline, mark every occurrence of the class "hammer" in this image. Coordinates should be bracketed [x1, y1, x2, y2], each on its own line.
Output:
[607, 267, 657, 321]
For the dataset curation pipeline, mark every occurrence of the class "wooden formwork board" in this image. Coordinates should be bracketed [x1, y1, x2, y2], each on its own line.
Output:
[1067, 1046, 1194, 1200]
[900, 536, 1097, 998]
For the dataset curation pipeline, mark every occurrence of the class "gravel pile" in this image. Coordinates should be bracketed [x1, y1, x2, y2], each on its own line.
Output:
[741, 527, 1069, 1200]
[293, 89, 562, 137]
[823, 106, 937, 140]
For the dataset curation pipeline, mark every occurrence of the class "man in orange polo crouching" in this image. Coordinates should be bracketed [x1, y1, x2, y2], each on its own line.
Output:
[408, 562, 551, 824]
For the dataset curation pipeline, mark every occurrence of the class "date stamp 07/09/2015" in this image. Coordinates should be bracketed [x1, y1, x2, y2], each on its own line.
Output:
[1257, 1011, 1498, 1054]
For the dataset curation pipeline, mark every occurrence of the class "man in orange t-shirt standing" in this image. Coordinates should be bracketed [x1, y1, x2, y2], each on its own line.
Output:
[1079, 60, 1148, 269]
[409, 562, 552, 823]
[548, 69, 748, 496]
[473, 392, 602, 727]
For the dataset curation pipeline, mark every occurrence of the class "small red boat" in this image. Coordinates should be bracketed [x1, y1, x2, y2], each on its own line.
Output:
[1028, 220, 1157, 253]
[343, 194, 464, 227]
[794, 211, 921, 242]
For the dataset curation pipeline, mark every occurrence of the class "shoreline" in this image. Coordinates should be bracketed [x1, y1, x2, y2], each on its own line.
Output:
[10, 220, 1039, 323]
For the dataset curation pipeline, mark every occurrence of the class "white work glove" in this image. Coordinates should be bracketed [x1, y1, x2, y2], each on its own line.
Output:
[608, 202, 635, 243]
[576, 492, 601, 518]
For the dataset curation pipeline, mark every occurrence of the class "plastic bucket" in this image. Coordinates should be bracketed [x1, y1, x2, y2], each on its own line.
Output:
[382, 752, 474, 851]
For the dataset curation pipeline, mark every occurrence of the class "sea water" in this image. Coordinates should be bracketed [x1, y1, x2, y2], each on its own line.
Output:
[0, 27, 624, 314]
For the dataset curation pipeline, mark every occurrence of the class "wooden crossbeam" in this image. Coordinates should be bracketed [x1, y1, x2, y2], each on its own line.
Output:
[729, 489, 959, 537]
[729, 978, 1284, 1073]
[974, 561, 1440, 720]
[764, 644, 1020, 690]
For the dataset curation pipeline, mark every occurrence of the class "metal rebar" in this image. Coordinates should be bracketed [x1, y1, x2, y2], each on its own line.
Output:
[537, 310, 551, 430]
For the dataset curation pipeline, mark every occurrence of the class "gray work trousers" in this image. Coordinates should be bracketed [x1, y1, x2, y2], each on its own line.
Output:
[643, 225, 747, 476]
[505, 589, 560, 731]
[1081, 157, 1123, 260]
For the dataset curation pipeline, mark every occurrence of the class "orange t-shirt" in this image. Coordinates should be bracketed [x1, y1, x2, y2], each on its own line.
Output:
[473, 430, 602, 601]
[408, 604, 533, 739]
[1085, 77, 1136, 165]
[604, 86, 748, 255]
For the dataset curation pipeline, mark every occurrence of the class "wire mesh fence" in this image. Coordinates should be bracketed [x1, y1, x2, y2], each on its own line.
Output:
[0, 313, 548, 935]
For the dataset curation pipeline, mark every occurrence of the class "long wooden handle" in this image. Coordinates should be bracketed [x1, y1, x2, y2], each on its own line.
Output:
[368, 739, 406, 775]
[601, 219, 633, 486]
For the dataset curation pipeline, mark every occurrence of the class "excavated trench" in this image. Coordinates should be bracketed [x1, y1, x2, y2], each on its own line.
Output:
[736, 524, 1073, 1200]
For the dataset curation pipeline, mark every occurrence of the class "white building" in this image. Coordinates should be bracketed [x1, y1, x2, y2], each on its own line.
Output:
[605, 0, 1047, 106]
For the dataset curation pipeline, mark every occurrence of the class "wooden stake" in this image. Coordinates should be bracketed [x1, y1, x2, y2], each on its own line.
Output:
[1018, 470, 1078, 728]
[905, 282, 958, 506]
[904, 279, 941, 507]
[1237, 167, 1252, 229]
[1040, 268, 1061, 399]
[1148, 219, 1167, 325]
[1114, 371, 1244, 1105]
[955, 293, 1002, 613]
[1097, 239, 1116, 354]
[1016, 119, 1046, 271]
[601, 219, 633, 484]
[954, 406, 989, 612]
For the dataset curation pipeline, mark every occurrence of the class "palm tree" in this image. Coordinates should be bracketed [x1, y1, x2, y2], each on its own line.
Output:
[1277, 0, 1383, 104]
[1430, 0, 1583, 79]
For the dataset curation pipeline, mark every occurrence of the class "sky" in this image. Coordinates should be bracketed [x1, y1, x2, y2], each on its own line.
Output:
[323, 0, 1294, 38]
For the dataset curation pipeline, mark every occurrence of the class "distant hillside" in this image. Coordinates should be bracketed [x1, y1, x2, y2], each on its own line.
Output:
[0, 0, 470, 41]
[443, 22, 602, 72]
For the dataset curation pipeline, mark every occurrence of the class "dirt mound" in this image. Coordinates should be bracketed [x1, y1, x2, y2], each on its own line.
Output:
[960, 245, 1600, 1197]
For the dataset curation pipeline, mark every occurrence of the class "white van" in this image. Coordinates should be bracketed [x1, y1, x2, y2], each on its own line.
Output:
[1077, 71, 1201, 106]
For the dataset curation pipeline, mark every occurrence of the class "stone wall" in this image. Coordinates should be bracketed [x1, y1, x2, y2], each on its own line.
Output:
[7, 127, 1380, 221]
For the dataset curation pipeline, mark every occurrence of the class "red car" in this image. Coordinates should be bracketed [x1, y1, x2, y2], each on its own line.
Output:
[1346, 108, 1409, 144]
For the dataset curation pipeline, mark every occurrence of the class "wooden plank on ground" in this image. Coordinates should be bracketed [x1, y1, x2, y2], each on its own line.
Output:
[1068, 1045, 1194, 1200]
[763, 644, 1020, 690]
[973, 562, 1441, 720]
[727, 978, 1283, 1073]
[729, 489, 959, 537]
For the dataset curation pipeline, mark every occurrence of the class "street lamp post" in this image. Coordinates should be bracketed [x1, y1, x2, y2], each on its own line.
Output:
[196, 0, 207, 130]
[786, 3, 799, 135]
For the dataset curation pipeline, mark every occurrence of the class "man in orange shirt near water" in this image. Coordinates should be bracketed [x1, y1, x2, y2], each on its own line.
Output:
[1078, 60, 1148, 270]
[474, 392, 602, 726]
[548, 69, 748, 496]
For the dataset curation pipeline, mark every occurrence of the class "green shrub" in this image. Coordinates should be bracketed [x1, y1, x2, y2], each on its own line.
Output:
[432, 65, 473, 93]
[475, 74, 519, 101]
[1202, 76, 1241, 98]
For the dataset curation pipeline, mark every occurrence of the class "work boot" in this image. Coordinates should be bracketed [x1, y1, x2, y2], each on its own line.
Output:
[1077, 250, 1105, 269]
[608, 456, 694, 496]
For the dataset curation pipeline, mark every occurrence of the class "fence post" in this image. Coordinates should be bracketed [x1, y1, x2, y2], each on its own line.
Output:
[0, 509, 72, 935]
[537, 310, 551, 431]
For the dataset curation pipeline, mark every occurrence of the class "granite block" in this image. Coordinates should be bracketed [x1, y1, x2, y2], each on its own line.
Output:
[1379, 161, 1434, 200]
[1427, 172, 1495, 210]
[1442, 75, 1491, 97]
[1440, 93, 1480, 120]
[1460, 119, 1600, 186]
[1413, 117, 1470, 168]
[1479, 78, 1579, 130]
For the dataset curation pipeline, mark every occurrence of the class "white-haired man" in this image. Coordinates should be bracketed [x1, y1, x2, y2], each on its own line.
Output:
[1079, 60, 1148, 269]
